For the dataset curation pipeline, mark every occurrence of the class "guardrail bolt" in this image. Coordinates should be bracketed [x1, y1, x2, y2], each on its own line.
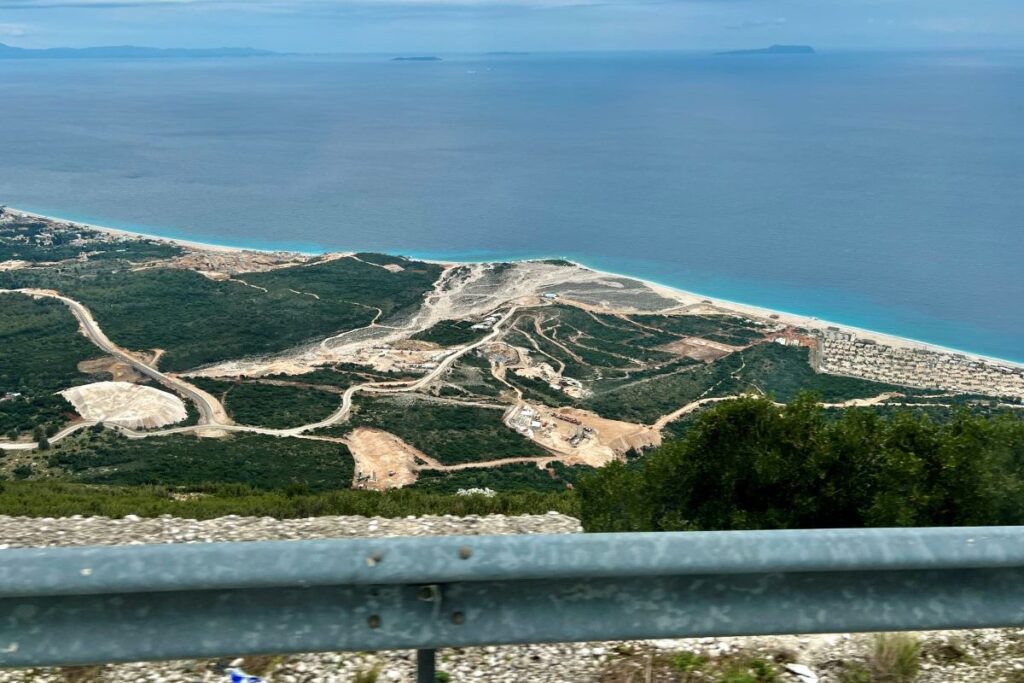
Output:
[366, 552, 383, 567]
[451, 611, 465, 625]
[367, 615, 382, 629]
[458, 546, 472, 560]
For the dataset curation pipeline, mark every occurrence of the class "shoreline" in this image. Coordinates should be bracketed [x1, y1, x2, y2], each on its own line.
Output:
[8, 206, 1023, 370]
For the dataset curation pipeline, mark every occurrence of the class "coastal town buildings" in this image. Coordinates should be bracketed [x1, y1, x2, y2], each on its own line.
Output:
[819, 335, 1024, 400]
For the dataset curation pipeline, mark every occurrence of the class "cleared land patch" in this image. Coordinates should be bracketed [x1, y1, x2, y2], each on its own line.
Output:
[346, 427, 427, 490]
[335, 396, 546, 465]
[60, 381, 186, 429]
[658, 337, 739, 363]
[507, 403, 661, 466]
[78, 356, 145, 383]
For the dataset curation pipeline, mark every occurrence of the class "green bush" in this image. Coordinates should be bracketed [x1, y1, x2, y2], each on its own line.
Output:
[579, 394, 1024, 531]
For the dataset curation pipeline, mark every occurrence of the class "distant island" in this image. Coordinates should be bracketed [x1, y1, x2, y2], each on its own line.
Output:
[391, 56, 442, 62]
[716, 45, 815, 56]
[0, 42, 276, 59]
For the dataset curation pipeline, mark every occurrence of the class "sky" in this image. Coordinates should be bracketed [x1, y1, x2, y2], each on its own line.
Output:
[0, 0, 1022, 53]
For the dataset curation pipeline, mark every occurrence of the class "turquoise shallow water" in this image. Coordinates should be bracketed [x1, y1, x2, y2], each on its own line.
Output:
[2, 51, 1022, 363]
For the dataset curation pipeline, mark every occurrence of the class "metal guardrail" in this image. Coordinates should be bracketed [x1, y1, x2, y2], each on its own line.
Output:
[2, 527, 1024, 680]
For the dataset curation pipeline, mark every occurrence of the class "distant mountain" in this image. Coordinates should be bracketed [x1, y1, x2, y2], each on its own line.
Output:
[716, 45, 815, 56]
[0, 42, 277, 59]
[391, 56, 442, 62]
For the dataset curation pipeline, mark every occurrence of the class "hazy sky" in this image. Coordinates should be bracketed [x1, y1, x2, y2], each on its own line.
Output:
[1, 0, 1021, 53]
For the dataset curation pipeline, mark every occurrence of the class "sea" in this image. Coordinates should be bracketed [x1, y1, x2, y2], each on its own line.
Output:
[1, 51, 1021, 362]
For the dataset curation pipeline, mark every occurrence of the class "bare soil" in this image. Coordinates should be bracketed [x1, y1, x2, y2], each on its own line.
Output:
[78, 356, 146, 383]
[345, 427, 431, 490]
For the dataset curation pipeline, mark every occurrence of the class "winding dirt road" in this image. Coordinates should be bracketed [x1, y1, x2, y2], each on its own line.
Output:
[1, 288, 229, 425]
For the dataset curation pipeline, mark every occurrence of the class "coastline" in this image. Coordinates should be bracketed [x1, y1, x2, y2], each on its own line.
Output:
[8, 206, 1023, 371]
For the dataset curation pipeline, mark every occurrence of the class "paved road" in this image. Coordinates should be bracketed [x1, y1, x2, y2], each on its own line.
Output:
[0, 288, 229, 426]
[0, 290, 519, 450]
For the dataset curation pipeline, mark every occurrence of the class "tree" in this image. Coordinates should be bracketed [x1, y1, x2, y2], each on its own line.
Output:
[577, 460, 647, 532]
[577, 394, 1024, 532]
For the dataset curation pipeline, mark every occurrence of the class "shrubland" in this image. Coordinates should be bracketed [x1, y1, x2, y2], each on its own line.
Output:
[579, 393, 1024, 532]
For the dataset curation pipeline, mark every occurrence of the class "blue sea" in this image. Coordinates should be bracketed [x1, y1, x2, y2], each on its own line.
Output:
[1, 51, 1021, 362]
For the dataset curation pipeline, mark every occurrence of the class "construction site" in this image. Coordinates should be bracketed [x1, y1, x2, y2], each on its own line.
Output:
[505, 402, 661, 467]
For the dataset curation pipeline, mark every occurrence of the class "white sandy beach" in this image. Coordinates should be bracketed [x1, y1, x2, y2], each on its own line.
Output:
[8, 206, 1022, 371]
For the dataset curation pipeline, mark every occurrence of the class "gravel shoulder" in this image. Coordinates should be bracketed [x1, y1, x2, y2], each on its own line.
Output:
[1, 514, 1023, 683]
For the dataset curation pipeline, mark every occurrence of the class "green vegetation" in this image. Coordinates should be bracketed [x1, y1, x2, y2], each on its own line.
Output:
[509, 313, 592, 379]
[46, 431, 354, 491]
[412, 319, 489, 346]
[189, 378, 339, 429]
[504, 372, 576, 407]
[501, 306, 903, 424]
[602, 648, 781, 683]
[446, 354, 507, 399]
[585, 344, 903, 424]
[413, 462, 582, 494]
[0, 480, 577, 519]
[352, 252, 411, 267]
[629, 313, 768, 345]
[263, 364, 416, 390]
[352, 664, 382, 683]
[1, 395, 74, 441]
[539, 305, 679, 365]
[838, 634, 922, 683]
[0, 215, 182, 262]
[335, 396, 545, 464]
[579, 394, 1024, 532]
[0, 294, 98, 395]
[727, 344, 904, 402]
[0, 256, 442, 371]
[0, 294, 100, 437]
[867, 634, 921, 683]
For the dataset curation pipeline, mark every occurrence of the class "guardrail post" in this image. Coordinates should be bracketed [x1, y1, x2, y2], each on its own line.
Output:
[416, 648, 436, 683]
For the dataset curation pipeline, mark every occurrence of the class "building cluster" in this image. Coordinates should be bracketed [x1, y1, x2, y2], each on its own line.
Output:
[773, 336, 802, 347]
[820, 334, 1024, 400]
[470, 313, 502, 331]
[508, 405, 597, 450]
[508, 405, 544, 438]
